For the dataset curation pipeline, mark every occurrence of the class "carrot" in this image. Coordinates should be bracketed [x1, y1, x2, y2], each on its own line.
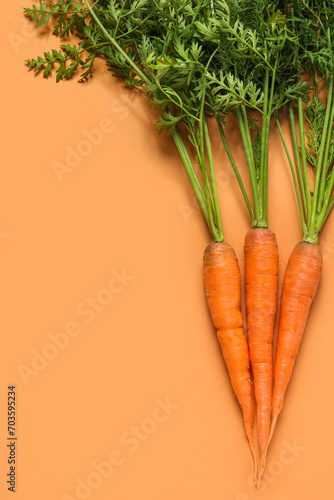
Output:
[203, 242, 257, 474]
[270, 2, 334, 473]
[269, 242, 322, 442]
[207, 6, 299, 482]
[244, 228, 279, 481]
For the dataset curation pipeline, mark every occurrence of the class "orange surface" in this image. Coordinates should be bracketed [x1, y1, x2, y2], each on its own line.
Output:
[1, 2, 334, 499]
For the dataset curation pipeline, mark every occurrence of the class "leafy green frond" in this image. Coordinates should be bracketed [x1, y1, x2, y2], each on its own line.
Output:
[25, 42, 88, 81]
[24, 0, 88, 36]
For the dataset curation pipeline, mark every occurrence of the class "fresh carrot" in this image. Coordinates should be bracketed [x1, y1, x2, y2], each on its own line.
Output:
[269, 242, 322, 442]
[244, 228, 279, 477]
[203, 242, 256, 470]
[269, 0, 334, 474]
[203, 4, 299, 480]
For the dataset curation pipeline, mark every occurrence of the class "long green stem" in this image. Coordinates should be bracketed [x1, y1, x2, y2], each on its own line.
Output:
[197, 86, 220, 240]
[298, 97, 312, 218]
[316, 87, 334, 213]
[172, 127, 211, 229]
[309, 79, 334, 234]
[189, 125, 219, 241]
[201, 159, 218, 240]
[216, 118, 254, 223]
[316, 158, 334, 231]
[276, 116, 306, 235]
[261, 63, 276, 227]
[289, 103, 308, 217]
[236, 107, 261, 223]
[259, 69, 269, 213]
[204, 117, 223, 237]
[189, 127, 214, 213]
[319, 194, 334, 232]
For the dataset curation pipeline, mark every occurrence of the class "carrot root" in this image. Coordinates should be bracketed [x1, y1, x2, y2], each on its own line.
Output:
[203, 242, 257, 480]
[244, 228, 279, 482]
[270, 241, 322, 453]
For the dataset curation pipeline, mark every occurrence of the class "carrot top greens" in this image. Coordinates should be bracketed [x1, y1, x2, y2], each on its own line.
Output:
[276, 0, 334, 244]
[25, 0, 226, 242]
[24, 1, 334, 241]
[198, 1, 308, 228]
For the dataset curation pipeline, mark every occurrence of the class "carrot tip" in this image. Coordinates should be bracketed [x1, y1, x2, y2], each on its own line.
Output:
[256, 453, 267, 487]
[248, 442, 258, 485]
[256, 414, 280, 486]
[268, 414, 279, 445]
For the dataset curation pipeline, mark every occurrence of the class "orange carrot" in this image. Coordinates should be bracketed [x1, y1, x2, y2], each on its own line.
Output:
[203, 242, 257, 474]
[268, 242, 322, 445]
[244, 228, 279, 482]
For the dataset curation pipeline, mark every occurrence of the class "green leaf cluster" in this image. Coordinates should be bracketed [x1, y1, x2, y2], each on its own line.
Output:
[23, 0, 334, 240]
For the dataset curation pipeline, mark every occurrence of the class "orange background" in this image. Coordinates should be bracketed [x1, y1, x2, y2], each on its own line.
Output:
[2, 2, 334, 499]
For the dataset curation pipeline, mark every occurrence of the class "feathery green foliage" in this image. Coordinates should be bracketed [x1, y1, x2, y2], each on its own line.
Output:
[24, 1, 334, 239]
[24, 0, 225, 241]
[202, 0, 309, 228]
[276, 0, 334, 243]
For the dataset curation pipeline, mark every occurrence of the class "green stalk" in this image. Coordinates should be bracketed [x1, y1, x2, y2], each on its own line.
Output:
[172, 127, 212, 231]
[197, 85, 220, 240]
[188, 127, 219, 241]
[319, 194, 334, 232]
[308, 78, 334, 234]
[207, 92, 254, 222]
[297, 97, 312, 218]
[199, 80, 207, 177]
[316, 87, 334, 214]
[189, 127, 214, 212]
[261, 63, 276, 227]
[259, 69, 269, 213]
[203, 117, 223, 237]
[315, 156, 334, 232]
[216, 118, 254, 223]
[200, 159, 218, 239]
[276, 116, 306, 235]
[236, 107, 261, 224]
[289, 103, 308, 217]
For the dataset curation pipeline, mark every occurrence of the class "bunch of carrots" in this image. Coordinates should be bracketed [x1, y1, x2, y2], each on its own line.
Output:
[24, 0, 334, 486]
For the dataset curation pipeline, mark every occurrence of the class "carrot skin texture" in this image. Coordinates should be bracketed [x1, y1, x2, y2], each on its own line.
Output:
[270, 242, 323, 441]
[203, 242, 256, 471]
[244, 228, 279, 479]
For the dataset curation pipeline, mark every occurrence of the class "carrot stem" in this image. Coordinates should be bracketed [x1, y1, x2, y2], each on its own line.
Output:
[308, 78, 333, 235]
[215, 118, 254, 223]
[259, 69, 269, 214]
[204, 117, 223, 238]
[316, 84, 334, 221]
[289, 103, 308, 218]
[276, 115, 306, 235]
[261, 61, 276, 226]
[172, 127, 213, 234]
[297, 97, 312, 218]
[319, 193, 334, 231]
[190, 123, 220, 241]
[236, 107, 261, 223]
